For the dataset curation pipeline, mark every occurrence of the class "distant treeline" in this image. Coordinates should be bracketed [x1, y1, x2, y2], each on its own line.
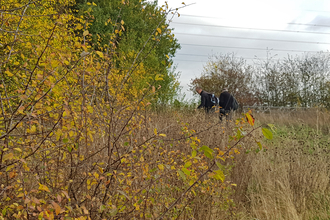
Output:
[190, 52, 330, 108]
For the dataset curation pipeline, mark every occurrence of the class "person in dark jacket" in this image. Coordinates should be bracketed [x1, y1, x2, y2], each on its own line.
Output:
[196, 87, 212, 113]
[219, 88, 234, 121]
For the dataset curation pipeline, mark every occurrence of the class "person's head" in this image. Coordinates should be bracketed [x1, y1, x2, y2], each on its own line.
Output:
[222, 88, 228, 92]
[195, 87, 202, 94]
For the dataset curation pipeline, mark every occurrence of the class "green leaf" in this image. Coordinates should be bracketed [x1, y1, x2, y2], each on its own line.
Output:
[178, 170, 186, 181]
[236, 129, 244, 140]
[124, 142, 129, 146]
[2, 207, 7, 216]
[184, 161, 192, 168]
[213, 170, 225, 182]
[182, 167, 190, 176]
[257, 142, 262, 150]
[119, 205, 126, 212]
[268, 124, 276, 132]
[216, 162, 223, 170]
[149, 168, 157, 173]
[262, 128, 273, 140]
[62, 138, 69, 143]
[191, 150, 197, 158]
[199, 145, 214, 159]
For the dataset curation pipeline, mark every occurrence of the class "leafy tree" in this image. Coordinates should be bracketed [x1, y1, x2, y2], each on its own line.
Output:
[190, 53, 260, 106]
[73, 0, 181, 104]
[255, 53, 330, 107]
[1, 1, 270, 219]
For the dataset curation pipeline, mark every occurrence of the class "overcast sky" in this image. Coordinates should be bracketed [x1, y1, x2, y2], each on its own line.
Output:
[156, 0, 330, 100]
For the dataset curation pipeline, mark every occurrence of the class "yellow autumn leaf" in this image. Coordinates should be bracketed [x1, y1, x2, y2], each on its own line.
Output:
[30, 125, 37, 133]
[154, 128, 157, 135]
[157, 27, 161, 34]
[159, 133, 166, 137]
[87, 105, 93, 113]
[17, 193, 24, 197]
[83, 30, 89, 36]
[155, 74, 163, 81]
[3, 153, 14, 161]
[96, 51, 104, 58]
[51, 201, 61, 215]
[39, 184, 50, 192]
[23, 163, 30, 171]
[158, 164, 164, 170]
[17, 106, 24, 114]
[5, 70, 13, 77]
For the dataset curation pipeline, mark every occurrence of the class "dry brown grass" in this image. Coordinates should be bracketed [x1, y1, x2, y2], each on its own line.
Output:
[230, 109, 330, 220]
[156, 108, 330, 219]
[256, 108, 330, 134]
[4, 107, 330, 219]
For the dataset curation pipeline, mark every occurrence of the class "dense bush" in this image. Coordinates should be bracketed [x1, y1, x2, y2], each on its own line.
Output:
[0, 1, 268, 219]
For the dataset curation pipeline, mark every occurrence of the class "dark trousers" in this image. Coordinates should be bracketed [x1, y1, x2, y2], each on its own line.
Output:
[219, 109, 232, 122]
[205, 107, 215, 114]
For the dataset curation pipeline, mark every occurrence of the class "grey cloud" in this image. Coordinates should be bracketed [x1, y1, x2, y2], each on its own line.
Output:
[168, 9, 330, 99]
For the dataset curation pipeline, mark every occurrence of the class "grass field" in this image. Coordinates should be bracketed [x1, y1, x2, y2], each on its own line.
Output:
[158, 108, 330, 219]
[230, 109, 330, 220]
[2, 107, 330, 219]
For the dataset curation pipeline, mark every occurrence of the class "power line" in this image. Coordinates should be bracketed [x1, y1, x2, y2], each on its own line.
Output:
[174, 32, 330, 45]
[179, 43, 330, 53]
[179, 14, 330, 28]
[305, 9, 330, 13]
[175, 54, 267, 58]
[176, 54, 270, 60]
[174, 57, 268, 62]
[172, 22, 330, 35]
[174, 59, 207, 62]
[176, 54, 207, 57]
